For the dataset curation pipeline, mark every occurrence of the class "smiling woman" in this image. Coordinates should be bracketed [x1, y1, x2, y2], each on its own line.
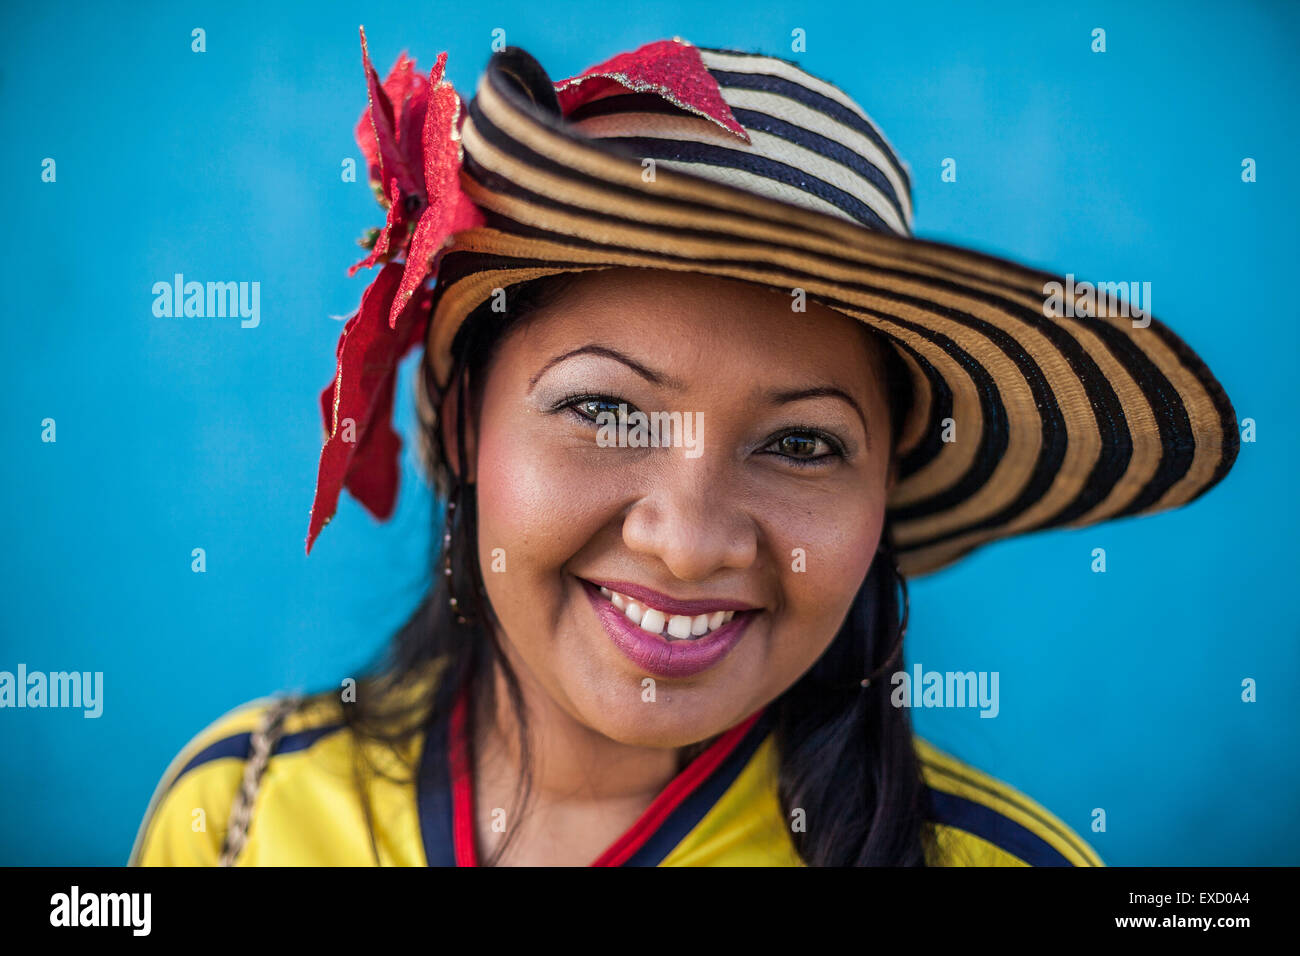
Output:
[443, 268, 910, 866]
[129, 32, 1235, 868]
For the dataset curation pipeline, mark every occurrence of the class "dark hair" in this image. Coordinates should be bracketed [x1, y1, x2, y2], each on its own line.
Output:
[338, 272, 934, 866]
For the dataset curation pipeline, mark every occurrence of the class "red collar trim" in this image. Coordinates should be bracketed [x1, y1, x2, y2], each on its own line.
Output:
[448, 689, 479, 867]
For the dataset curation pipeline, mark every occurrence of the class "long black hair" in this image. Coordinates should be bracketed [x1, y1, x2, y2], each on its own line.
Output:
[337, 274, 934, 866]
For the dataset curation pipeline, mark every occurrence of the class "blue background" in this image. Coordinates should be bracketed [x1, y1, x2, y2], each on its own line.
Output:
[3, 0, 1296, 865]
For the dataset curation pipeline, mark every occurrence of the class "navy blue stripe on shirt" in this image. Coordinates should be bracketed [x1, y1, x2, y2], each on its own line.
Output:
[171, 724, 342, 787]
[620, 709, 777, 867]
[416, 715, 457, 867]
[927, 788, 1074, 866]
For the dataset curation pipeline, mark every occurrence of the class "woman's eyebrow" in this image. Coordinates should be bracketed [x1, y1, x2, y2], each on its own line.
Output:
[528, 344, 685, 391]
[766, 386, 872, 449]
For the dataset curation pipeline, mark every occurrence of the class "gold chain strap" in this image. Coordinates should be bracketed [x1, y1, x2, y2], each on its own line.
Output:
[217, 695, 302, 867]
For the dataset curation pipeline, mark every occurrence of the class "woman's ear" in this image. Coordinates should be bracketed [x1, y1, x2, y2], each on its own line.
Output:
[438, 372, 478, 484]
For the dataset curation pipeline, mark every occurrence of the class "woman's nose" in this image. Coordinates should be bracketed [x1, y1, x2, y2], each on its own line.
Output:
[620, 456, 759, 582]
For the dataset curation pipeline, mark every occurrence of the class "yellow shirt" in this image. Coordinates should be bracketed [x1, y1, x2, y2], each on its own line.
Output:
[130, 678, 1103, 867]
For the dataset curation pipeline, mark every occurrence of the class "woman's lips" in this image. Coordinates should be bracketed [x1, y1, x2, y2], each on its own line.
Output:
[580, 578, 755, 679]
[584, 579, 758, 616]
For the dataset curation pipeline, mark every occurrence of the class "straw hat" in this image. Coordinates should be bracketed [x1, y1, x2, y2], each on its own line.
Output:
[309, 34, 1238, 576]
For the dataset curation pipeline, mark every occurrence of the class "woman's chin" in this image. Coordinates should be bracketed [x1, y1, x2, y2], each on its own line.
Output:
[561, 671, 753, 749]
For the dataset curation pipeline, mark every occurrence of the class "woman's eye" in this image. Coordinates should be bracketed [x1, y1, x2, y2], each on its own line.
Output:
[559, 394, 630, 424]
[764, 430, 844, 465]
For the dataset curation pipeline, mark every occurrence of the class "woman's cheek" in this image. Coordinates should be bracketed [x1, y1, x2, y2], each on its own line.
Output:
[476, 420, 567, 581]
[474, 412, 619, 624]
[772, 492, 886, 662]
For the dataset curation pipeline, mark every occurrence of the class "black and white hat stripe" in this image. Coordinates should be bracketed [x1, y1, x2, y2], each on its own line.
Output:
[572, 122, 910, 235]
[568, 82, 915, 232]
[563, 47, 918, 234]
[699, 49, 915, 197]
[727, 105, 912, 226]
[717, 88, 914, 224]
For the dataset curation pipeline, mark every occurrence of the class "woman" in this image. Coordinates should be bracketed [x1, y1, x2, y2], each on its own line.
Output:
[130, 34, 1237, 867]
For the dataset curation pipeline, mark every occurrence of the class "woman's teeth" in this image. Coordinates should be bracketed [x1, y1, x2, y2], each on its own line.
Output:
[599, 586, 736, 641]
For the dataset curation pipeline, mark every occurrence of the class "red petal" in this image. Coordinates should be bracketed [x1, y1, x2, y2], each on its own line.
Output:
[307, 262, 420, 553]
[393, 53, 443, 198]
[354, 28, 397, 187]
[341, 372, 403, 519]
[385, 54, 425, 129]
[554, 39, 749, 142]
[355, 27, 423, 199]
[398, 82, 431, 196]
[348, 178, 404, 276]
[389, 71, 486, 328]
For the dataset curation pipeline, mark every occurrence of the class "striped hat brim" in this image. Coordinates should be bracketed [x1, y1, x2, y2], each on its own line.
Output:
[422, 45, 1238, 577]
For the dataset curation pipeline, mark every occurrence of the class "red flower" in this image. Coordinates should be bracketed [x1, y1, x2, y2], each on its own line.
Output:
[306, 29, 483, 554]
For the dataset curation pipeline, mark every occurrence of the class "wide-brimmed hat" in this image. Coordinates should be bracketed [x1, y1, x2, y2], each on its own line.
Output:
[309, 33, 1239, 576]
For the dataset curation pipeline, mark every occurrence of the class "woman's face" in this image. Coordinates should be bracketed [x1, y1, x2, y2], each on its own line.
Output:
[452, 268, 895, 747]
